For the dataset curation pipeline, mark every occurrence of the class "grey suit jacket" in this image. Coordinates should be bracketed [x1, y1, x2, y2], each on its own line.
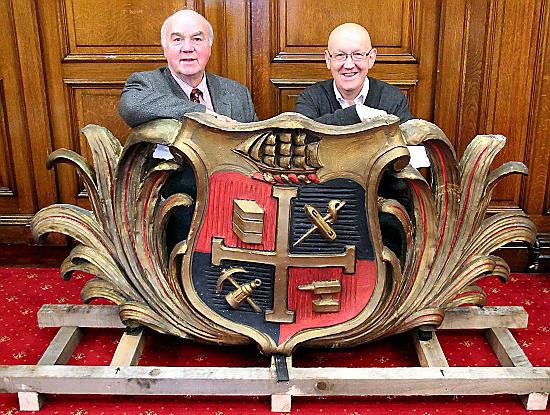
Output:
[295, 77, 413, 126]
[119, 67, 257, 127]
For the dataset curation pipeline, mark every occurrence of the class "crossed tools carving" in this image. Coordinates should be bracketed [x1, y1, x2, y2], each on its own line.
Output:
[294, 199, 345, 247]
[216, 267, 262, 313]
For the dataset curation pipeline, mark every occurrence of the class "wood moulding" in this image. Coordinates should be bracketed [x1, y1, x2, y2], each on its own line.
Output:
[0, 304, 548, 413]
[0, 244, 71, 267]
[528, 233, 550, 272]
[29, 115, 538, 355]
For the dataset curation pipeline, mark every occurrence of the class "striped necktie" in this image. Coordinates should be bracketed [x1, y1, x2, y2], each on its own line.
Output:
[190, 88, 202, 103]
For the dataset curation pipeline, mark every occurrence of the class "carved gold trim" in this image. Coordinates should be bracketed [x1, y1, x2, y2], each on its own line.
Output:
[31, 114, 536, 356]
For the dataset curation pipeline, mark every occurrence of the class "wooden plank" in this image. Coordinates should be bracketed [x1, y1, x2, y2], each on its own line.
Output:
[486, 327, 531, 367]
[412, 331, 449, 367]
[271, 394, 291, 412]
[18, 391, 43, 411]
[522, 392, 549, 410]
[20, 303, 547, 411]
[38, 326, 82, 365]
[110, 329, 146, 367]
[36, 304, 527, 332]
[0, 366, 548, 396]
[19, 327, 82, 411]
[439, 306, 528, 329]
[37, 304, 125, 329]
[486, 327, 549, 410]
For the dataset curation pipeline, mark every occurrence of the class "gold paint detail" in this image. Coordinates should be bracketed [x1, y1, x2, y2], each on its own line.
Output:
[232, 199, 264, 244]
[294, 200, 345, 247]
[234, 131, 321, 178]
[233, 199, 264, 220]
[216, 268, 262, 313]
[211, 186, 356, 324]
[298, 280, 342, 313]
[233, 215, 263, 233]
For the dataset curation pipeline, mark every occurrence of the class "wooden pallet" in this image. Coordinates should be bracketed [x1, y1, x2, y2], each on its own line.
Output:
[0, 305, 548, 412]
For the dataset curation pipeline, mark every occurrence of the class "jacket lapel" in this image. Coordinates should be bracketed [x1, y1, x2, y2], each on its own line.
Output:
[364, 77, 381, 108]
[207, 73, 231, 116]
[321, 80, 343, 110]
[161, 67, 187, 100]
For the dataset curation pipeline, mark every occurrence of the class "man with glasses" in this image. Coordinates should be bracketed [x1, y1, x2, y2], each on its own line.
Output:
[296, 23, 417, 260]
[295, 22, 412, 125]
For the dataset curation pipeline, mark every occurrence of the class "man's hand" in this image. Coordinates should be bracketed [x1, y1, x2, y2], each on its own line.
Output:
[355, 103, 388, 122]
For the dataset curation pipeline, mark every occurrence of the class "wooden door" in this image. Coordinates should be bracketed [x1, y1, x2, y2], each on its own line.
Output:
[36, 0, 250, 209]
[0, 1, 55, 242]
[250, 0, 441, 120]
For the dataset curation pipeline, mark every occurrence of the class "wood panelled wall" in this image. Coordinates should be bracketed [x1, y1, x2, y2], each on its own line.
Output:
[1, 0, 549, 263]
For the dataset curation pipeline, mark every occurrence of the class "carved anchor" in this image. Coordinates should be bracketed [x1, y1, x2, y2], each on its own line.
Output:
[216, 268, 262, 313]
[212, 187, 355, 323]
[293, 200, 345, 247]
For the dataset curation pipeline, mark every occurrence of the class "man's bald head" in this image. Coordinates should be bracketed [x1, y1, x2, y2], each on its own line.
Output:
[324, 22, 377, 102]
[328, 23, 372, 51]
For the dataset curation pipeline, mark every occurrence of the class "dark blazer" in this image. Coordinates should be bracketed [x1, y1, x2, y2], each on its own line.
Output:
[295, 77, 413, 125]
[119, 67, 257, 127]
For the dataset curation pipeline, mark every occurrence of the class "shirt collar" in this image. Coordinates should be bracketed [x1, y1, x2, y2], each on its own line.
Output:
[170, 70, 208, 98]
[333, 78, 370, 108]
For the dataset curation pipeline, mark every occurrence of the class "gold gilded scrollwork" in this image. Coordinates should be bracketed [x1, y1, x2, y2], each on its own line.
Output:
[30, 113, 537, 356]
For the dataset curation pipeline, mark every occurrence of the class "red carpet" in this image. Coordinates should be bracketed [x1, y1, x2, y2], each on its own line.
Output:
[0, 268, 548, 414]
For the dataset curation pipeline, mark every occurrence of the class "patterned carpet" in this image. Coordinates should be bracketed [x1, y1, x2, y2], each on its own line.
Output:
[0, 268, 548, 415]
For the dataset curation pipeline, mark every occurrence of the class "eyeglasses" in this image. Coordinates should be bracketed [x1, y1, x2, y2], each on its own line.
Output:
[328, 49, 373, 62]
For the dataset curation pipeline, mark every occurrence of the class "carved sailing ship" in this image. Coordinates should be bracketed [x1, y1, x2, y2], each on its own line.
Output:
[31, 113, 536, 356]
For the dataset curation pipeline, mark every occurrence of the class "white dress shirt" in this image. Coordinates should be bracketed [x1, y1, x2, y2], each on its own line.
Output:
[333, 80, 430, 168]
[154, 73, 215, 159]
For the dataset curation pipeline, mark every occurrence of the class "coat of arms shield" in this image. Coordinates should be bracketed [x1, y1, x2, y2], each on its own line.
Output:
[172, 113, 408, 354]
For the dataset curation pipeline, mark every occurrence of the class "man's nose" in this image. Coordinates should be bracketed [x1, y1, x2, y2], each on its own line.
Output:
[343, 55, 355, 68]
[181, 39, 194, 52]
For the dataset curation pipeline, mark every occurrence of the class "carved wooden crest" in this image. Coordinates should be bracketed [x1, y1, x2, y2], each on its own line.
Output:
[31, 113, 536, 356]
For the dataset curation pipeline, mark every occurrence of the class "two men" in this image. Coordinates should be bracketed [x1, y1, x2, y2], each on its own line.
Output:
[118, 11, 414, 255]
[119, 12, 410, 129]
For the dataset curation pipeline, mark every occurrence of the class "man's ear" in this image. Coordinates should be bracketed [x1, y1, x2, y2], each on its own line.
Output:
[368, 48, 377, 69]
[324, 50, 331, 70]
